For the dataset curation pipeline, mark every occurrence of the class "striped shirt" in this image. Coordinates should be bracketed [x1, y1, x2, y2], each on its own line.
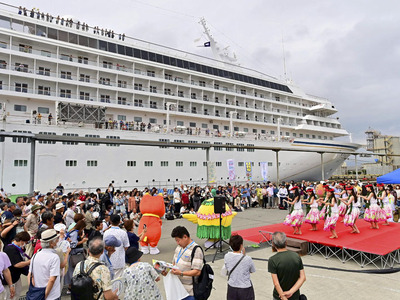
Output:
[172, 242, 204, 296]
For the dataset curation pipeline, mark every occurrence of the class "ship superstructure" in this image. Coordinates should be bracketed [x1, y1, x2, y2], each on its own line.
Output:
[0, 6, 358, 193]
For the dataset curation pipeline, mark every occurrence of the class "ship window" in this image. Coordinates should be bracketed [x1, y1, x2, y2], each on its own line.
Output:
[134, 117, 142, 122]
[214, 142, 222, 151]
[106, 135, 120, 147]
[15, 83, 28, 93]
[234, 127, 239, 132]
[216, 162, 222, 167]
[149, 118, 157, 124]
[79, 36, 89, 47]
[80, 92, 90, 100]
[176, 161, 183, 167]
[48, 28, 58, 40]
[38, 107, 49, 114]
[134, 99, 143, 107]
[306, 134, 310, 138]
[244, 128, 249, 132]
[133, 48, 141, 58]
[268, 162, 273, 166]
[108, 42, 116, 53]
[65, 160, 77, 167]
[237, 143, 245, 152]
[37, 85, 50, 96]
[226, 143, 233, 151]
[23, 22, 35, 34]
[189, 122, 196, 127]
[161, 161, 168, 167]
[100, 95, 110, 103]
[247, 144, 255, 152]
[144, 161, 153, 167]
[14, 104, 27, 112]
[125, 47, 133, 56]
[69, 33, 78, 44]
[99, 40, 107, 51]
[203, 162, 207, 167]
[312, 135, 316, 139]
[202, 124, 208, 129]
[62, 133, 79, 145]
[118, 45, 125, 55]
[238, 162, 244, 167]
[270, 130, 275, 134]
[141, 50, 149, 60]
[87, 160, 98, 167]
[117, 115, 126, 121]
[60, 89, 71, 98]
[85, 134, 100, 146]
[58, 30, 68, 42]
[212, 125, 219, 130]
[88, 38, 97, 49]
[12, 19, 24, 32]
[117, 97, 127, 105]
[190, 162, 197, 167]
[0, 16, 11, 29]
[150, 101, 157, 109]
[177, 121, 184, 126]
[261, 130, 266, 134]
[293, 133, 297, 137]
[299, 134, 303, 138]
[14, 160, 28, 167]
[127, 161, 136, 167]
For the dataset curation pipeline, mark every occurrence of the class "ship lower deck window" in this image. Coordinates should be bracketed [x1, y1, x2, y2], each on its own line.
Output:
[238, 162, 244, 167]
[38, 86, 51, 96]
[38, 107, 49, 114]
[134, 117, 142, 123]
[38, 131, 56, 144]
[216, 162, 222, 167]
[203, 162, 207, 167]
[38, 67, 50, 76]
[177, 121, 184, 126]
[80, 92, 90, 100]
[66, 160, 77, 167]
[60, 89, 71, 98]
[118, 97, 127, 105]
[80, 74, 90, 82]
[268, 162, 273, 166]
[85, 134, 100, 146]
[117, 115, 126, 121]
[14, 160, 28, 167]
[14, 104, 27, 112]
[176, 161, 183, 167]
[226, 143, 233, 151]
[149, 118, 157, 124]
[247, 144, 255, 152]
[15, 83, 28, 93]
[127, 161, 136, 167]
[237, 143, 245, 152]
[161, 161, 168, 167]
[100, 95, 110, 103]
[189, 122, 196, 127]
[190, 161, 197, 167]
[60, 71, 72, 80]
[150, 101, 157, 109]
[144, 161, 153, 167]
[62, 133, 78, 145]
[134, 99, 143, 107]
[106, 135, 120, 147]
[214, 142, 222, 151]
[87, 160, 98, 167]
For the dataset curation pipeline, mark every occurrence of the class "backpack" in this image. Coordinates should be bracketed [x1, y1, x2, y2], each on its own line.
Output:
[190, 245, 214, 300]
[71, 260, 104, 300]
[166, 212, 175, 220]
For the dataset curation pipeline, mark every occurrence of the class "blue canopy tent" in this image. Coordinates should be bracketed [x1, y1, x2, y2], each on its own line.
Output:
[377, 168, 400, 184]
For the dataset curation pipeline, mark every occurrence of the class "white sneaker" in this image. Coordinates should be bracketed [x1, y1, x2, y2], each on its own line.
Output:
[150, 246, 160, 255]
[141, 246, 150, 254]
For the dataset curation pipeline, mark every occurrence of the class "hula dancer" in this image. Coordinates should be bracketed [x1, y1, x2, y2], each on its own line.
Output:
[283, 186, 304, 235]
[322, 188, 339, 239]
[303, 188, 319, 231]
[360, 184, 380, 229]
[343, 186, 360, 234]
[318, 185, 330, 221]
[336, 183, 347, 219]
[376, 183, 392, 226]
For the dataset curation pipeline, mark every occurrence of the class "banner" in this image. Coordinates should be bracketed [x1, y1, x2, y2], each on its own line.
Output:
[207, 161, 216, 184]
[245, 162, 252, 181]
[227, 159, 235, 181]
[260, 162, 268, 181]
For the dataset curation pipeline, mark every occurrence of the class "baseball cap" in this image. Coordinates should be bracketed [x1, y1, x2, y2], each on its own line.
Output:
[104, 235, 121, 247]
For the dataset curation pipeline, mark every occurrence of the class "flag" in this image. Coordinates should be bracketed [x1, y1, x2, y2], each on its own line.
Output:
[227, 159, 235, 181]
[207, 161, 216, 184]
[260, 162, 268, 181]
[204, 41, 211, 47]
[245, 162, 252, 181]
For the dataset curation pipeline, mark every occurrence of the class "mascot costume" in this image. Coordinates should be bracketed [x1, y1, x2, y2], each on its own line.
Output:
[138, 193, 165, 255]
[183, 198, 237, 247]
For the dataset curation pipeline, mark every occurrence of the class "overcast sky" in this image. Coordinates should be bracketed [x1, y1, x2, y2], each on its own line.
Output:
[14, 0, 400, 144]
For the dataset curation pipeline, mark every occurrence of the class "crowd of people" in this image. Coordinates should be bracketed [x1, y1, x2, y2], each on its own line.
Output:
[17, 6, 126, 41]
[0, 179, 397, 299]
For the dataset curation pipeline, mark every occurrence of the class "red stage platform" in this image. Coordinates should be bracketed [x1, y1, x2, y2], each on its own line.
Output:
[233, 221, 400, 268]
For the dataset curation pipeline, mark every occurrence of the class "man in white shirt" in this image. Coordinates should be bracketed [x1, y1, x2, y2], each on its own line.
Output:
[103, 214, 129, 278]
[278, 185, 288, 209]
[27, 229, 60, 300]
[266, 184, 275, 209]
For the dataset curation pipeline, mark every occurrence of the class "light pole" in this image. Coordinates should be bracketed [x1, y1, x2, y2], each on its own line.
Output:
[229, 111, 237, 137]
[166, 102, 175, 133]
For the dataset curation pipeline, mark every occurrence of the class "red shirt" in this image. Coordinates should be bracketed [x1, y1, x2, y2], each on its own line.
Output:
[181, 193, 190, 205]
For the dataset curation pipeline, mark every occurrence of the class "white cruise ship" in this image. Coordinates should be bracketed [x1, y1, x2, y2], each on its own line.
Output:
[0, 5, 359, 194]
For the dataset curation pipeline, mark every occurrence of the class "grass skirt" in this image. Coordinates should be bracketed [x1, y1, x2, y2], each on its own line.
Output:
[305, 207, 320, 224]
[364, 204, 382, 223]
[283, 209, 304, 227]
[344, 207, 360, 227]
[324, 213, 339, 231]
[338, 203, 347, 217]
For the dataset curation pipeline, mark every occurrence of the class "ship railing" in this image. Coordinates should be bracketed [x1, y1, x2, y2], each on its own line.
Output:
[11, 44, 58, 59]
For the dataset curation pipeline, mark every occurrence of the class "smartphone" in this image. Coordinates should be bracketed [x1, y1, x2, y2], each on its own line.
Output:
[143, 224, 147, 229]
